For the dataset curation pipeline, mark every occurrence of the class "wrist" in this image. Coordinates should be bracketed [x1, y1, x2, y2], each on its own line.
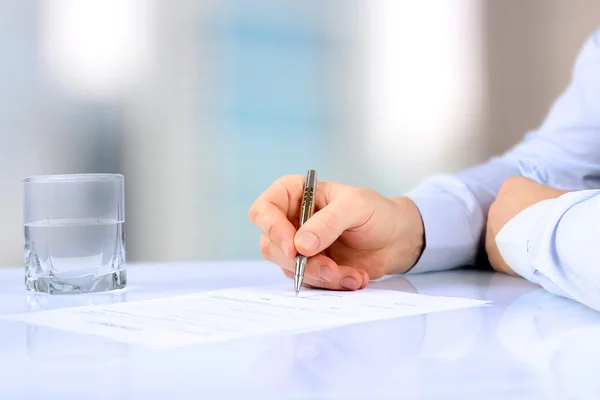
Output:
[387, 196, 425, 274]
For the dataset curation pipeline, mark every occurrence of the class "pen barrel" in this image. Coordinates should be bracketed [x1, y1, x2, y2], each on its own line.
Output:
[305, 169, 317, 190]
[299, 170, 317, 226]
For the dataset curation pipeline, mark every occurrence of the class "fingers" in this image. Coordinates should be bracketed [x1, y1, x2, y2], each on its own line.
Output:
[282, 264, 370, 291]
[294, 190, 373, 257]
[249, 175, 330, 257]
[253, 201, 297, 257]
[251, 175, 373, 291]
[261, 234, 368, 291]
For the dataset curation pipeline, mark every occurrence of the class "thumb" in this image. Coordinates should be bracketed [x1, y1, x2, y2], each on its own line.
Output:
[294, 195, 369, 256]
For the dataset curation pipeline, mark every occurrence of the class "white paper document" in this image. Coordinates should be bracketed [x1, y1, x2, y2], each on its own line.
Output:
[4, 285, 489, 348]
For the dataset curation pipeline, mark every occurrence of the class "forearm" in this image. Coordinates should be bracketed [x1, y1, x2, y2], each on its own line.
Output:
[406, 134, 600, 275]
[405, 27, 600, 274]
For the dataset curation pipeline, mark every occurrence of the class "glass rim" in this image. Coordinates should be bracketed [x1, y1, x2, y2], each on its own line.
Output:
[23, 173, 124, 183]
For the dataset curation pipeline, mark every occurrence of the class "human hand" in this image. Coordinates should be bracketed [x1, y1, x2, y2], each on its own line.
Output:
[248, 175, 424, 290]
[486, 176, 568, 276]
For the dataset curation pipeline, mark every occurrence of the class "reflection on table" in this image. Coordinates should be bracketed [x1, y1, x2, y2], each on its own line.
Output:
[1, 261, 600, 399]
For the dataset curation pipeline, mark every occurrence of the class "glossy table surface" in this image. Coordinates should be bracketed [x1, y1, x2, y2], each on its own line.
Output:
[1, 260, 600, 399]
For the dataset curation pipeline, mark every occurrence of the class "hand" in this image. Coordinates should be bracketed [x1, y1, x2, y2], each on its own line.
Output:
[485, 176, 568, 276]
[248, 175, 425, 290]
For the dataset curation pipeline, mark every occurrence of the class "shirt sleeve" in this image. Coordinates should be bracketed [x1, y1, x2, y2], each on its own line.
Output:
[404, 27, 600, 274]
[496, 190, 600, 310]
[494, 198, 557, 283]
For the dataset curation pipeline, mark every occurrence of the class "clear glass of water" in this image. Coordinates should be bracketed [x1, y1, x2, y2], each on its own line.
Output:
[23, 174, 126, 294]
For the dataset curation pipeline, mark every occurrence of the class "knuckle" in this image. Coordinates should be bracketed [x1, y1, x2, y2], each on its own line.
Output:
[259, 237, 272, 259]
[274, 174, 304, 190]
[249, 203, 276, 238]
[265, 218, 276, 239]
[248, 203, 259, 224]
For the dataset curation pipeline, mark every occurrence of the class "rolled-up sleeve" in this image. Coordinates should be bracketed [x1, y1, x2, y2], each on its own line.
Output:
[495, 190, 600, 310]
[527, 190, 600, 309]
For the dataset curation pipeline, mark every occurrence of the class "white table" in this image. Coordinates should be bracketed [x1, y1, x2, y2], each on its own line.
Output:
[1, 261, 599, 399]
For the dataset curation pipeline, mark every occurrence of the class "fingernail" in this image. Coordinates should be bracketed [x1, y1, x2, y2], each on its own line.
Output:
[318, 265, 333, 282]
[281, 240, 290, 257]
[340, 277, 358, 290]
[296, 231, 320, 251]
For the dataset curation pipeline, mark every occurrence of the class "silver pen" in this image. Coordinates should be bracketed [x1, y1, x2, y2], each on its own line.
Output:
[294, 169, 317, 296]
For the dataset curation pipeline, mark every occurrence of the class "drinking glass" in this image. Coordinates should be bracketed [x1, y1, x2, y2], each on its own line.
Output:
[23, 174, 126, 294]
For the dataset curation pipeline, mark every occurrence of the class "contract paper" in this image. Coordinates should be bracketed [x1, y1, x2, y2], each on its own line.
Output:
[4, 285, 489, 348]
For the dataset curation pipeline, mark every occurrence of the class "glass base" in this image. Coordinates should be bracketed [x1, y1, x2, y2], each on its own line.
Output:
[25, 269, 127, 294]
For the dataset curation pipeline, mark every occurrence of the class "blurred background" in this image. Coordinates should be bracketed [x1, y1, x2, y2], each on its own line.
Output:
[0, 0, 599, 266]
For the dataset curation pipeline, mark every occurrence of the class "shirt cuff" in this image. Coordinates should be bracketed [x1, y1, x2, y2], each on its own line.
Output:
[404, 177, 485, 274]
[494, 198, 556, 284]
